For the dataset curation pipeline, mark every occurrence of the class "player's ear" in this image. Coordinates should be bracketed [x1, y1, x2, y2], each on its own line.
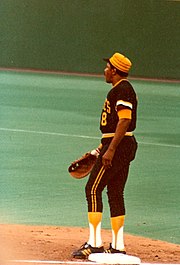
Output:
[111, 68, 116, 75]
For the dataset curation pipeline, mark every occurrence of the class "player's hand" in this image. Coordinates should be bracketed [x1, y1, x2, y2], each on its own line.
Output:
[102, 149, 115, 169]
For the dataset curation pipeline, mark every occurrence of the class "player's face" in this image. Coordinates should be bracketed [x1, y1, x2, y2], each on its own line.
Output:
[104, 63, 113, 83]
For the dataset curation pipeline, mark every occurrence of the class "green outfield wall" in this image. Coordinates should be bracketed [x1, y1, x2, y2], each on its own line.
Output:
[1, 0, 180, 79]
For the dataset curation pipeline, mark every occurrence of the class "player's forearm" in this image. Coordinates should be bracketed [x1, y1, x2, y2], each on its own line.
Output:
[107, 118, 131, 153]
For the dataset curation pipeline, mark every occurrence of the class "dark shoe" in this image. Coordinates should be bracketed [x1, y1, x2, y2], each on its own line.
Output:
[105, 243, 126, 254]
[72, 242, 104, 259]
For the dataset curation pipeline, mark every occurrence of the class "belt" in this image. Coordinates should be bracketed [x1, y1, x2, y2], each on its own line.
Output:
[102, 132, 133, 138]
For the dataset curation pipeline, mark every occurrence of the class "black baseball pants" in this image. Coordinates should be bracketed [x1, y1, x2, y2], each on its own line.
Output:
[85, 136, 138, 217]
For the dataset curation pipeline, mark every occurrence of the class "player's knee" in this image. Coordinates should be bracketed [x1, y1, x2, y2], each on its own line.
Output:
[107, 188, 123, 201]
[85, 183, 91, 197]
[86, 184, 103, 196]
[85, 183, 103, 212]
[107, 190, 125, 216]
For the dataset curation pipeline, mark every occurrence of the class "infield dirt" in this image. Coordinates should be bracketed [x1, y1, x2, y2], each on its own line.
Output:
[0, 224, 179, 264]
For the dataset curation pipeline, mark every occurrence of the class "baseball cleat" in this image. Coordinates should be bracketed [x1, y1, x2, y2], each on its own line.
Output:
[104, 243, 126, 254]
[72, 242, 104, 259]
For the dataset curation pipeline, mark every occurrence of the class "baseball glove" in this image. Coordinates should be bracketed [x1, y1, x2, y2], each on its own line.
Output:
[68, 152, 97, 179]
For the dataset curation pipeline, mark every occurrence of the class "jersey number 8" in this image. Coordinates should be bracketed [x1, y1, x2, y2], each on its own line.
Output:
[101, 112, 107, 126]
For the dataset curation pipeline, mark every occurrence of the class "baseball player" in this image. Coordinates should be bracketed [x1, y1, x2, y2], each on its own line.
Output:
[72, 52, 138, 258]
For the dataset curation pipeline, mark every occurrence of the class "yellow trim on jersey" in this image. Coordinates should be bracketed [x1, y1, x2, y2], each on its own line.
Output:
[102, 133, 116, 138]
[102, 132, 133, 138]
[118, 109, 132, 119]
[112, 78, 127, 89]
[116, 100, 132, 109]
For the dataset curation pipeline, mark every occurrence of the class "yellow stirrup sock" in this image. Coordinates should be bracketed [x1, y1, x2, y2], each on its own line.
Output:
[88, 212, 102, 247]
[111, 215, 125, 251]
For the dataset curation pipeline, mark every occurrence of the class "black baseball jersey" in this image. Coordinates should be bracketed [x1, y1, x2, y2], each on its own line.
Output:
[100, 79, 137, 134]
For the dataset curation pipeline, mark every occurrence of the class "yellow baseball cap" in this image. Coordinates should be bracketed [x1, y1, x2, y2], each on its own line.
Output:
[104, 52, 132, 73]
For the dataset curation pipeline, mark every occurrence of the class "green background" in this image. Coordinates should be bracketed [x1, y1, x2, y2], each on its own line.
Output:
[0, 70, 179, 244]
[0, 0, 180, 79]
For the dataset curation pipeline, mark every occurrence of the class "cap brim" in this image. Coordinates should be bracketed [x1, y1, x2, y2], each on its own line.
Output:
[103, 58, 110, 62]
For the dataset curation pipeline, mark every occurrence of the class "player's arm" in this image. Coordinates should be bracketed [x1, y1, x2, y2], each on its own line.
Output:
[102, 108, 131, 168]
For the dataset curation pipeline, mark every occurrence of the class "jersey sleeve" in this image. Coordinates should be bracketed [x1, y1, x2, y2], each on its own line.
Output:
[116, 81, 134, 112]
[117, 108, 132, 119]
